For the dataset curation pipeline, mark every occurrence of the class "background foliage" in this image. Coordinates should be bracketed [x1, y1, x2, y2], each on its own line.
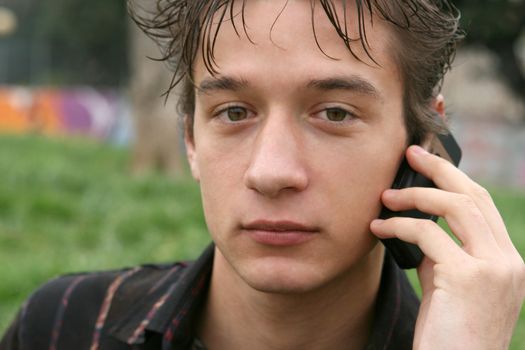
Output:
[1, 0, 128, 85]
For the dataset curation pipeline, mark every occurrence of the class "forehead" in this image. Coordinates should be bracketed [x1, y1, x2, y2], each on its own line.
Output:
[193, 0, 399, 80]
[193, 0, 402, 102]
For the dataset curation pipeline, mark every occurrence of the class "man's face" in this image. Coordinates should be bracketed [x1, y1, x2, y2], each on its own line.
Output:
[187, 0, 407, 293]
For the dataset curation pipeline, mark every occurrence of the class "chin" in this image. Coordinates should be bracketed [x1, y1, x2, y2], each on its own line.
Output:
[235, 241, 385, 296]
[237, 256, 338, 295]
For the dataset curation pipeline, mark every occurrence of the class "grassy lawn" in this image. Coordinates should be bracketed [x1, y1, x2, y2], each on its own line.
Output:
[0, 134, 210, 333]
[0, 134, 524, 348]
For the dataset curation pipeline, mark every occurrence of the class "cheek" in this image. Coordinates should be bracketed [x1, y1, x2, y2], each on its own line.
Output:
[197, 151, 237, 204]
[323, 161, 387, 226]
[314, 133, 406, 233]
[195, 141, 248, 234]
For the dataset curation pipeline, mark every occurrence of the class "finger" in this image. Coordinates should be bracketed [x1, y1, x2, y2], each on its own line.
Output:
[370, 217, 464, 264]
[417, 258, 436, 296]
[406, 145, 515, 254]
[381, 188, 498, 258]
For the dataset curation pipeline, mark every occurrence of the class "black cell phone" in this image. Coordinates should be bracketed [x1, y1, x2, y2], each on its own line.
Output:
[379, 131, 462, 269]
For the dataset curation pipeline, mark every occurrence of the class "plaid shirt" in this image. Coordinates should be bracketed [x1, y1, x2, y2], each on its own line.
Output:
[0, 244, 419, 350]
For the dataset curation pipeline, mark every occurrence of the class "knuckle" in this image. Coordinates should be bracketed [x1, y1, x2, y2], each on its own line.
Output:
[462, 262, 498, 286]
[495, 264, 514, 284]
[414, 219, 436, 233]
[452, 194, 486, 225]
[453, 193, 478, 213]
[470, 183, 493, 202]
[480, 261, 513, 286]
[466, 261, 492, 280]
[464, 262, 483, 279]
[455, 262, 480, 287]
[384, 217, 402, 233]
[389, 217, 409, 231]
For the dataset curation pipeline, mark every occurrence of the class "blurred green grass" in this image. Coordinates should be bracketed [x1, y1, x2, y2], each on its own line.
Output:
[0, 134, 524, 348]
[0, 134, 210, 333]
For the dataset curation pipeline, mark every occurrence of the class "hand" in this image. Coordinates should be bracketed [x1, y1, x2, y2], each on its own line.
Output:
[370, 145, 525, 350]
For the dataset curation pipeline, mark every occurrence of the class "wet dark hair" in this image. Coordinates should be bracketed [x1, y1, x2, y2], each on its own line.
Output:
[128, 0, 463, 143]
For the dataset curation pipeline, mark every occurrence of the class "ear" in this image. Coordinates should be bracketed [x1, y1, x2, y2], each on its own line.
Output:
[432, 94, 448, 124]
[184, 116, 200, 182]
[420, 94, 448, 149]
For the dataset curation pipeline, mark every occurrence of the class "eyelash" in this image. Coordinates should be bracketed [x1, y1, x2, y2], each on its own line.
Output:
[212, 105, 358, 125]
[213, 105, 255, 123]
[313, 106, 358, 123]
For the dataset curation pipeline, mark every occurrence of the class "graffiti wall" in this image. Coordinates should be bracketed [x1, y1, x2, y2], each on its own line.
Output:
[0, 87, 132, 145]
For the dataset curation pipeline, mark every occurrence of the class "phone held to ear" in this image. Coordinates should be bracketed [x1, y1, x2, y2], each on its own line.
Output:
[379, 131, 462, 269]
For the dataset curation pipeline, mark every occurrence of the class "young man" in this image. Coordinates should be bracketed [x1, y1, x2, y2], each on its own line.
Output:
[2, 1, 524, 349]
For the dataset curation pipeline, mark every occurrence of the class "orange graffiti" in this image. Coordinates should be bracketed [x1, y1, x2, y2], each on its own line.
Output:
[0, 88, 63, 135]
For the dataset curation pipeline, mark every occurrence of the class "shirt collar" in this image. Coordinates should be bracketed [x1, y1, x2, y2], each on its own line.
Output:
[109, 243, 214, 345]
[109, 245, 419, 349]
[366, 251, 420, 349]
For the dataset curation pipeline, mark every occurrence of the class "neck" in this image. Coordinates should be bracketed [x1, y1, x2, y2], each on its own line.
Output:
[198, 245, 385, 350]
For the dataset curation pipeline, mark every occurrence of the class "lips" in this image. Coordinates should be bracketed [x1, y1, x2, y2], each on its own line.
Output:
[242, 220, 319, 246]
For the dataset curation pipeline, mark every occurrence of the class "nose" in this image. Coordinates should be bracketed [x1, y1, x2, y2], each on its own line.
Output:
[244, 116, 309, 197]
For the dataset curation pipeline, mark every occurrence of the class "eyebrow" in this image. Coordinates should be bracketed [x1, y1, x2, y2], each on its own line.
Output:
[197, 75, 382, 99]
[307, 77, 381, 99]
[197, 76, 249, 94]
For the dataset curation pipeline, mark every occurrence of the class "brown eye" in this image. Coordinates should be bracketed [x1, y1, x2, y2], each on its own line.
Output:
[227, 107, 248, 121]
[325, 108, 349, 122]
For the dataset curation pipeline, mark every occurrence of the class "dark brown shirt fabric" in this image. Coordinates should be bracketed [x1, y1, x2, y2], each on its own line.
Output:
[0, 244, 419, 350]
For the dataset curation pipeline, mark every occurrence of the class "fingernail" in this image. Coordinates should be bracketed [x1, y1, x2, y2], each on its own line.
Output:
[383, 189, 399, 196]
[411, 145, 428, 155]
[371, 219, 385, 227]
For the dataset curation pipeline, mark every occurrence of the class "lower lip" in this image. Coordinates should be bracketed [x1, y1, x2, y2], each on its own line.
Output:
[244, 230, 317, 246]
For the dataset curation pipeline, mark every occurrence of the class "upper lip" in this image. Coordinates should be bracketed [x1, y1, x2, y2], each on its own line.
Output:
[242, 220, 319, 232]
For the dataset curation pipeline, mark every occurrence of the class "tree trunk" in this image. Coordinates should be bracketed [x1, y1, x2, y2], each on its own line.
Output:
[128, 17, 184, 177]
